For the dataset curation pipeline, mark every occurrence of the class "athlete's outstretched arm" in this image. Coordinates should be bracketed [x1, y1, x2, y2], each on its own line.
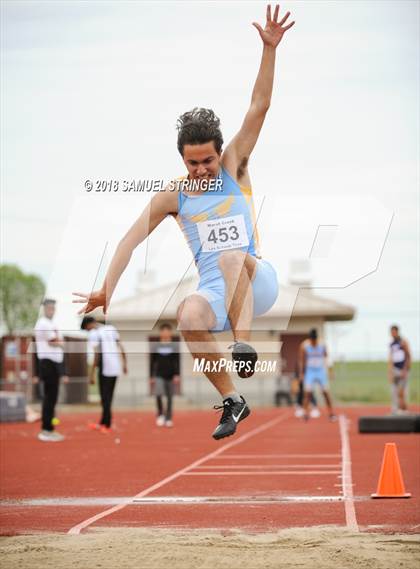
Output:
[73, 189, 177, 314]
[223, 4, 294, 177]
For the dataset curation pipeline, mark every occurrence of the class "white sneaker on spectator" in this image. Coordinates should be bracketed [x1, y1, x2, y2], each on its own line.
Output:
[310, 408, 321, 419]
[156, 415, 165, 427]
[38, 430, 64, 442]
[294, 407, 304, 418]
[165, 420, 173, 428]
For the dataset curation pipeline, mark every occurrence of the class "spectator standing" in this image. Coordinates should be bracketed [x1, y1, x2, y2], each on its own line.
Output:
[388, 324, 411, 415]
[34, 299, 68, 441]
[81, 316, 127, 432]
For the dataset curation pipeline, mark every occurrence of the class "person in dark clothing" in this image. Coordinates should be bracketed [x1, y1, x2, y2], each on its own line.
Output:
[150, 323, 180, 427]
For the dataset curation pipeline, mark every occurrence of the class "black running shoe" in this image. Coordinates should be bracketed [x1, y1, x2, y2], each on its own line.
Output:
[229, 341, 258, 378]
[212, 396, 251, 440]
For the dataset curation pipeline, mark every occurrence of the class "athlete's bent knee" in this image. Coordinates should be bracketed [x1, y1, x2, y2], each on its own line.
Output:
[177, 296, 212, 330]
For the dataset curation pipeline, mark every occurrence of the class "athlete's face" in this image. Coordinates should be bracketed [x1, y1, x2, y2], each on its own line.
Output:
[159, 328, 172, 342]
[44, 303, 56, 319]
[182, 141, 221, 180]
[390, 327, 399, 339]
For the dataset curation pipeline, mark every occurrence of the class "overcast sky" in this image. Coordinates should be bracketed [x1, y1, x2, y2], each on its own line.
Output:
[1, 0, 419, 359]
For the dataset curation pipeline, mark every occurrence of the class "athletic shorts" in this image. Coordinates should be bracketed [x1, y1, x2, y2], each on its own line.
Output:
[304, 368, 329, 391]
[195, 258, 279, 333]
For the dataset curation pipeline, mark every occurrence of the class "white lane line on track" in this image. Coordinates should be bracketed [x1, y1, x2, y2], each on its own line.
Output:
[194, 464, 341, 469]
[213, 454, 341, 459]
[68, 411, 290, 535]
[339, 414, 359, 532]
[183, 471, 341, 476]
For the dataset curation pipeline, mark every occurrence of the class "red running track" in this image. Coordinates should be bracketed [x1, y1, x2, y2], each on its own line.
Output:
[0, 406, 419, 535]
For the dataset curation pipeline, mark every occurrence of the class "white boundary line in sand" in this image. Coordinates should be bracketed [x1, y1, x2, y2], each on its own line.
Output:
[133, 495, 344, 504]
[4, 495, 346, 506]
[339, 414, 359, 532]
[8, 495, 345, 506]
[68, 412, 289, 535]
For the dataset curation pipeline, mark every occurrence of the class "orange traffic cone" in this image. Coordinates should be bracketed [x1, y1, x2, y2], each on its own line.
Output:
[371, 442, 411, 498]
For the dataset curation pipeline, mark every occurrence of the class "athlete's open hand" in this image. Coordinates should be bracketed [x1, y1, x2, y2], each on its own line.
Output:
[253, 4, 295, 48]
[72, 289, 108, 315]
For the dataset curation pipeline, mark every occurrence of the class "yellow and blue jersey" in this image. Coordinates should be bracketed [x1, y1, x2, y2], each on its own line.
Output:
[176, 166, 261, 288]
[174, 166, 278, 332]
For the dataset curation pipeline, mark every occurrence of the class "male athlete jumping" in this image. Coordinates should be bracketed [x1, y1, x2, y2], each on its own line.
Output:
[74, 5, 294, 440]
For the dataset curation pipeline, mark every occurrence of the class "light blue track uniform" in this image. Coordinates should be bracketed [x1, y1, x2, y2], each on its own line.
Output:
[304, 343, 328, 391]
[176, 166, 279, 332]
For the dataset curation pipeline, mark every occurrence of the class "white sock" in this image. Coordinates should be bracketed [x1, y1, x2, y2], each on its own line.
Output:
[224, 392, 242, 403]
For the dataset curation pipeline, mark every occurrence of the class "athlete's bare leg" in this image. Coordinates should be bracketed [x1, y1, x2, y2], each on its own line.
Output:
[398, 385, 408, 411]
[177, 295, 237, 397]
[218, 251, 258, 343]
[303, 390, 311, 418]
[322, 390, 334, 415]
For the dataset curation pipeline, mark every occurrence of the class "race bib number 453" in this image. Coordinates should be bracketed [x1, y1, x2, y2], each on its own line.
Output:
[197, 215, 250, 252]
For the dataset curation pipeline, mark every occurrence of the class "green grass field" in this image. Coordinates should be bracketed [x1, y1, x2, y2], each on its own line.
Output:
[331, 361, 420, 404]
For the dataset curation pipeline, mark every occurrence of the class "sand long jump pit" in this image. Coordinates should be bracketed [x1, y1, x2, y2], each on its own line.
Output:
[1, 527, 420, 569]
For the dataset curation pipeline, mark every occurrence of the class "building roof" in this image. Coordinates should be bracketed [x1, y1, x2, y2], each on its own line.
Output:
[108, 276, 355, 322]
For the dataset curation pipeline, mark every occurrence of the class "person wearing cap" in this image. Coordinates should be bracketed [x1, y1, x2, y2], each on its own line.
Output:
[298, 328, 336, 421]
[34, 299, 68, 441]
[81, 316, 127, 432]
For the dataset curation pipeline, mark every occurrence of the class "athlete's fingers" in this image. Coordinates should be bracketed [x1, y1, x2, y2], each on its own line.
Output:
[278, 11, 290, 27]
[72, 292, 89, 300]
[266, 4, 271, 22]
[273, 4, 279, 22]
[282, 20, 295, 32]
[78, 300, 96, 315]
[252, 22, 264, 35]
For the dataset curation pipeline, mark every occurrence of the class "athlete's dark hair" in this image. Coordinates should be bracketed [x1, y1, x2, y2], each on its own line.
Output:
[390, 324, 399, 331]
[81, 316, 96, 330]
[309, 328, 318, 340]
[176, 108, 223, 156]
[159, 322, 172, 331]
